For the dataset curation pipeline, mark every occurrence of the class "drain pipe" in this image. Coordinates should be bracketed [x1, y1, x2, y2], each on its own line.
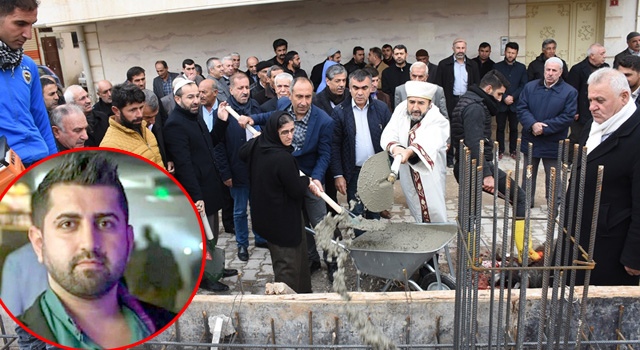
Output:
[75, 25, 95, 103]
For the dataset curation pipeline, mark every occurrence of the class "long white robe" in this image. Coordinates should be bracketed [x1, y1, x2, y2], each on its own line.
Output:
[380, 101, 450, 223]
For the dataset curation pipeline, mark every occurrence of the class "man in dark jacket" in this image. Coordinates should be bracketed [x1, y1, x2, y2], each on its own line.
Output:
[613, 31, 640, 68]
[164, 79, 235, 292]
[152, 60, 179, 99]
[214, 73, 269, 262]
[566, 68, 640, 285]
[344, 46, 366, 74]
[381, 44, 411, 96]
[517, 57, 577, 207]
[527, 39, 569, 81]
[329, 69, 391, 279]
[493, 41, 528, 158]
[451, 71, 538, 263]
[64, 84, 109, 147]
[93, 80, 114, 116]
[435, 38, 481, 166]
[567, 43, 609, 160]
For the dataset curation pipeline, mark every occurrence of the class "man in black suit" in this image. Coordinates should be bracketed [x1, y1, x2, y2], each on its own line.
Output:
[567, 43, 609, 160]
[435, 38, 480, 166]
[567, 68, 640, 286]
[613, 31, 640, 68]
[153, 60, 179, 99]
[164, 80, 236, 292]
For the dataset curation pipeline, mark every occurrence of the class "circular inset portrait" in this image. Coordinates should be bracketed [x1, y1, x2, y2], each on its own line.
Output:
[0, 149, 205, 349]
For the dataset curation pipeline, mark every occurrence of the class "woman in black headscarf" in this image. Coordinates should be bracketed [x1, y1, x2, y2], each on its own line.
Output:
[239, 110, 312, 293]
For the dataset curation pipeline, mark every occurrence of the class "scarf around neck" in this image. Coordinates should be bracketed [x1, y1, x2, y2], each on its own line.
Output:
[586, 98, 637, 155]
[0, 40, 23, 71]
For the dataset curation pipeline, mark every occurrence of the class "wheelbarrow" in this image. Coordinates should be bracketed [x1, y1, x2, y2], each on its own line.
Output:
[347, 222, 457, 291]
[309, 221, 457, 291]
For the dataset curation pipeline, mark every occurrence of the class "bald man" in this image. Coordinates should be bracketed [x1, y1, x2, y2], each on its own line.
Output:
[93, 80, 114, 116]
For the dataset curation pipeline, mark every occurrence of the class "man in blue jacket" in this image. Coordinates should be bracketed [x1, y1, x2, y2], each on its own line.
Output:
[493, 42, 528, 159]
[517, 57, 577, 207]
[240, 77, 335, 272]
[0, 0, 57, 167]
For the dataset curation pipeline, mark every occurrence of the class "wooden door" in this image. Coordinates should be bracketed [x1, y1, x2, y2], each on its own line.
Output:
[40, 36, 65, 85]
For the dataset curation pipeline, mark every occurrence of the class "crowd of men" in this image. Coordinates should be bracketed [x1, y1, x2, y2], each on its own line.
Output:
[3, 0, 640, 293]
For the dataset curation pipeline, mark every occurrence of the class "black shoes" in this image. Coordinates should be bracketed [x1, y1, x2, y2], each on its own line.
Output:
[200, 279, 230, 292]
[255, 241, 269, 249]
[238, 246, 249, 261]
[224, 227, 235, 234]
[223, 268, 238, 278]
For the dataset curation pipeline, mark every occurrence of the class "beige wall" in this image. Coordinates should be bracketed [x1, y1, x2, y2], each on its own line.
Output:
[82, 0, 511, 83]
[46, 0, 638, 86]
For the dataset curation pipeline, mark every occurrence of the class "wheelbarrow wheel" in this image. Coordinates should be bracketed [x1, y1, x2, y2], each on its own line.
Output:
[419, 272, 456, 291]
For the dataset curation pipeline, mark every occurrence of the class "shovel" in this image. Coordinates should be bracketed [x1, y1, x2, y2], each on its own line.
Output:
[357, 151, 395, 212]
[387, 154, 403, 183]
[225, 106, 260, 136]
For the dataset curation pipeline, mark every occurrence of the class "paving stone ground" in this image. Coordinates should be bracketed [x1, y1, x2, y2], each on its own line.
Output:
[198, 153, 555, 296]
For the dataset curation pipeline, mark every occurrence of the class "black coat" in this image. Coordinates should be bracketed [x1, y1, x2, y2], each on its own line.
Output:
[566, 107, 640, 286]
[435, 55, 481, 115]
[164, 104, 228, 211]
[527, 53, 569, 82]
[85, 110, 110, 147]
[567, 57, 609, 124]
[381, 63, 411, 96]
[313, 89, 350, 116]
[239, 111, 309, 247]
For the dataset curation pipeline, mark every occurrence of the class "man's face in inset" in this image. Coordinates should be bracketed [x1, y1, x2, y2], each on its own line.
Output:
[30, 184, 133, 299]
